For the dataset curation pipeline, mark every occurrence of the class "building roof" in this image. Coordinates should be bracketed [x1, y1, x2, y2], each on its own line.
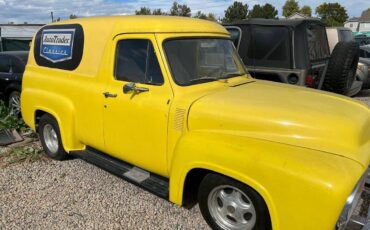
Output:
[287, 12, 310, 19]
[346, 17, 360, 23]
[0, 25, 43, 38]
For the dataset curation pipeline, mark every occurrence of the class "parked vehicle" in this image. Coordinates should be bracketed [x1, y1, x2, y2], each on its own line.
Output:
[22, 16, 370, 230]
[325, 27, 362, 95]
[355, 34, 370, 46]
[0, 51, 28, 114]
[226, 19, 359, 96]
[225, 19, 331, 90]
[358, 46, 370, 89]
[353, 21, 370, 38]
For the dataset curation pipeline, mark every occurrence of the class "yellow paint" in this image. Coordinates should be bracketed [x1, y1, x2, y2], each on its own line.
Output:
[21, 16, 370, 230]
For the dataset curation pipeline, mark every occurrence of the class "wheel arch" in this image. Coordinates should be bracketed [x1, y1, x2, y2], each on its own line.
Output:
[172, 163, 279, 229]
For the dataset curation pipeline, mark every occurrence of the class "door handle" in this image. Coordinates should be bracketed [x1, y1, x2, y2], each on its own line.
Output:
[103, 92, 117, 98]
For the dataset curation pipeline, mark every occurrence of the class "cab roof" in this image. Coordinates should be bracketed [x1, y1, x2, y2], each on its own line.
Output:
[53, 15, 228, 35]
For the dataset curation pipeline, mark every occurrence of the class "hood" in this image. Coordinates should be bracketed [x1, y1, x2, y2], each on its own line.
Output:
[188, 80, 370, 166]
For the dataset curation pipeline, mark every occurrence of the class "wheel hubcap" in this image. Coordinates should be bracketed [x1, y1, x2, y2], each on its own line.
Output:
[43, 124, 59, 154]
[9, 94, 20, 115]
[208, 185, 256, 230]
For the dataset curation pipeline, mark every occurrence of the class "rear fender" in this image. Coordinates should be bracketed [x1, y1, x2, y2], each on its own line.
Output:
[21, 88, 83, 152]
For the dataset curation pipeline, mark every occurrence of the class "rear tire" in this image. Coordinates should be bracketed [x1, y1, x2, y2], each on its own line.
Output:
[38, 114, 67, 161]
[198, 174, 271, 230]
[323, 41, 359, 94]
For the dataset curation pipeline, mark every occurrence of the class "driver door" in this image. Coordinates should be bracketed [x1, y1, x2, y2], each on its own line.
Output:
[103, 34, 173, 177]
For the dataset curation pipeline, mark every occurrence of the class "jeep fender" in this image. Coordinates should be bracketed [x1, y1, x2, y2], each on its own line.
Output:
[168, 131, 364, 230]
[22, 88, 83, 151]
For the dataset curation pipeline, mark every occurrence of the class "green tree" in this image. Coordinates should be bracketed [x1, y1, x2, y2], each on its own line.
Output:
[152, 8, 166, 15]
[222, 1, 249, 23]
[282, 0, 299, 17]
[193, 11, 207, 19]
[207, 13, 217, 21]
[135, 7, 151, 15]
[249, 3, 278, 19]
[193, 11, 217, 21]
[170, 1, 191, 17]
[316, 3, 348, 26]
[300, 5, 312, 17]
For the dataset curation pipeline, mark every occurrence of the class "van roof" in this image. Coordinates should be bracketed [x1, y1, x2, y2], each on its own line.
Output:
[53, 15, 228, 35]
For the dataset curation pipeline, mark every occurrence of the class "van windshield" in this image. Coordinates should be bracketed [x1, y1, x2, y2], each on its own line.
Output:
[164, 38, 247, 86]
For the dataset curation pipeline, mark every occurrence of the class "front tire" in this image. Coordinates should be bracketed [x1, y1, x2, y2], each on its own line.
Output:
[198, 174, 271, 230]
[38, 114, 67, 160]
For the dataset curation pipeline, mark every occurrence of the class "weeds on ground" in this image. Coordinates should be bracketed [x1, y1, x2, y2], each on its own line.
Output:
[0, 101, 44, 168]
[0, 101, 27, 130]
[0, 143, 48, 168]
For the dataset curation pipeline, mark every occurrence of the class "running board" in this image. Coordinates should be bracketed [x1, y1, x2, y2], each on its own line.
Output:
[70, 147, 169, 199]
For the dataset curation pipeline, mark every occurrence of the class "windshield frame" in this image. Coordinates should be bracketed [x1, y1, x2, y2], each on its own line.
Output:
[162, 36, 247, 87]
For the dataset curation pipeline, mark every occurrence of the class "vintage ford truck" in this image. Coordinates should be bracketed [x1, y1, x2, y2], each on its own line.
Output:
[21, 16, 370, 230]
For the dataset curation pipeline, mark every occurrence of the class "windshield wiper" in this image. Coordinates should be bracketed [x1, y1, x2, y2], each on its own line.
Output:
[221, 72, 244, 79]
[189, 76, 227, 83]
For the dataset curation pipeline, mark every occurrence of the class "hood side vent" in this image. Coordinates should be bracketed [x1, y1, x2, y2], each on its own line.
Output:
[174, 108, 186, 131]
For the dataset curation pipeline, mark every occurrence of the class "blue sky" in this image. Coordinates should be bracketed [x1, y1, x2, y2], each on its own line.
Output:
[0, 0, 368, 24]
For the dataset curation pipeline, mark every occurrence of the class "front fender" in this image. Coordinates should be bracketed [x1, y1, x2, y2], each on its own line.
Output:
[169, 131, 364, 230]
[21, 88, 83, 151]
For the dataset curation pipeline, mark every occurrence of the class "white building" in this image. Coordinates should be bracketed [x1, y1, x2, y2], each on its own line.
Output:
[344, 17, 360, 32]
[0, 24, 43, 51]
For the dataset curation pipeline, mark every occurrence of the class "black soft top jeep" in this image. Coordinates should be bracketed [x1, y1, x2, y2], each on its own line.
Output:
[226, 19, 331, 89]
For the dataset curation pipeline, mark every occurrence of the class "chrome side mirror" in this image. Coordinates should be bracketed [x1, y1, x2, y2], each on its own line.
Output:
[123, 82, 149, 94]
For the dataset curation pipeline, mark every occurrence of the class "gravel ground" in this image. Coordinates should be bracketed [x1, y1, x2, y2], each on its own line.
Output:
[1, 91, 370, 229]
[0, 160, 210, 229]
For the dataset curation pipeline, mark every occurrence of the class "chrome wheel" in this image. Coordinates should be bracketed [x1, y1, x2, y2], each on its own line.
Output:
[9, 92, 20, 115]
[43, 124, 59, 154]
[208, 185, 256, 230]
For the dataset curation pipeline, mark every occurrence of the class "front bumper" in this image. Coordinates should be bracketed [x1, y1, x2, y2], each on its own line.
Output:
[346, 176, 370, 229]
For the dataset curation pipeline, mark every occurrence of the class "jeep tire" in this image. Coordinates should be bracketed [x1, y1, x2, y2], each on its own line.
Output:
[39, 114, 68, 160]
[198, 173, 271, 230]
[323, 41, 359, 94]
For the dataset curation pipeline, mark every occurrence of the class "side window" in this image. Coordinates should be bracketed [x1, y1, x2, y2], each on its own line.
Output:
[115, 39, 164, 85]
[0, 57, 11, 73]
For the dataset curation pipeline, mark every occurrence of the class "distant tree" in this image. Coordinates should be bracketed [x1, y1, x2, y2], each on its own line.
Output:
[249, 3, 278, 19]
[207, 13, 217, 21]
[316, 3, 348, 26]
[152, 8, 166, 15]
[300, 5, 312, 17]
[69, 14, 78, 19]
[193, 11, 217, 21]
[193, 11, 207, 19]
[170, 1, 191, 17]
[135, 7, 151, 15]
[222, 1, 249, 23]
[282, 0, 299, 17]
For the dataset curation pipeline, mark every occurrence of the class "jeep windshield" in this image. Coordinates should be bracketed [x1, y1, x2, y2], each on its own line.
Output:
[164, 38, 247, 86]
